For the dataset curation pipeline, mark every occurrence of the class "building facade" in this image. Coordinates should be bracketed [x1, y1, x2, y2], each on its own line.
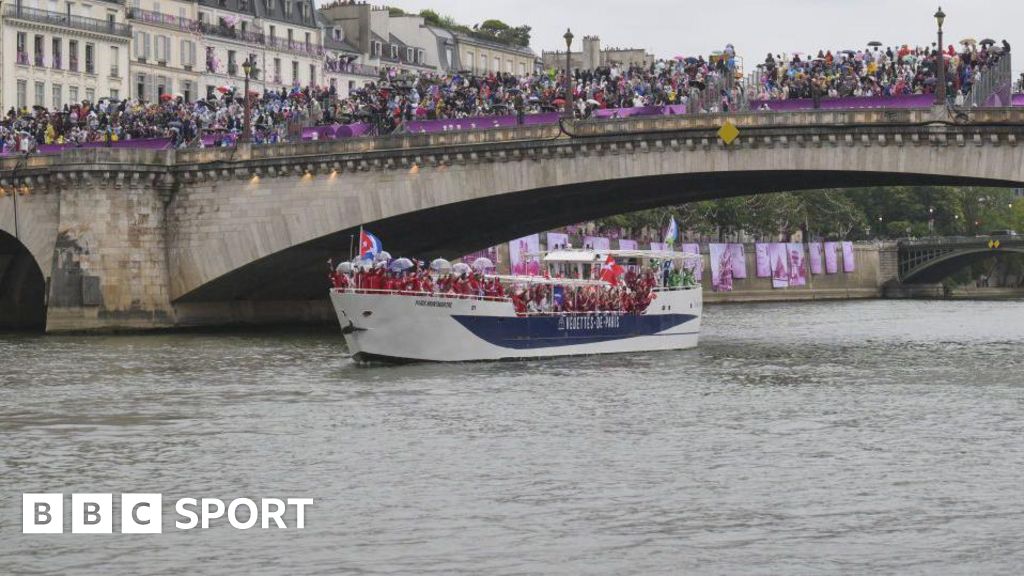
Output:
[541, 35, 653, 72]
[0, 0, 132, 110]
[455, 33, 535, 77]
[126, 0, 201, 102]
[319, 3, 434, 78]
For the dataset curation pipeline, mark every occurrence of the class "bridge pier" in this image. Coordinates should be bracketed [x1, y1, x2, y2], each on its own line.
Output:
[43, 179, 176, 332]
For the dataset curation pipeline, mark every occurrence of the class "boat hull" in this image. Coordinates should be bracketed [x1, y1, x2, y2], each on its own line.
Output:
[331, 289, 702, 363]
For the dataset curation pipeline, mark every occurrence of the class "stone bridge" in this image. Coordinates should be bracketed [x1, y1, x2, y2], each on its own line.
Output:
[898, 236, 1024, 284]
[5, 106, 1024, 331]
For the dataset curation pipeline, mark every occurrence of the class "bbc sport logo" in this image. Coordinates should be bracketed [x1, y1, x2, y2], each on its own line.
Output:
[22, 494, 313, 534]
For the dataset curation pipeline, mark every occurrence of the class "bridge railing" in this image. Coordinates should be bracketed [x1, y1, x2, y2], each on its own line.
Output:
[899, 235, 1022, 247]
[965, 53, 1012, 108]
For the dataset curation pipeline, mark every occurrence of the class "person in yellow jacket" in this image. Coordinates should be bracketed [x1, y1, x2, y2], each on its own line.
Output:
[44, 123, 56, 144]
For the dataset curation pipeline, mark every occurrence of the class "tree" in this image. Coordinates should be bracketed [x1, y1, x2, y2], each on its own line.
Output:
[388, 7, 405, 16]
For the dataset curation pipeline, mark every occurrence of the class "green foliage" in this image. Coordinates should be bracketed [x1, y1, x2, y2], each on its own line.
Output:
[388, 7, 405, 16]
[417, 11, 530, 47]
[594, 186, 1022, 242]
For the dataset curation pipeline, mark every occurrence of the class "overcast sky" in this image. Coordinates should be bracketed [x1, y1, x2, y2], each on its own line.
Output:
[362, 0, 1024, 77]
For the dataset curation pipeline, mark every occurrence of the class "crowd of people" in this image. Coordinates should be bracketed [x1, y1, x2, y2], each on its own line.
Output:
[1, 38, 1010, 153]
[749, 40, 1010, 102]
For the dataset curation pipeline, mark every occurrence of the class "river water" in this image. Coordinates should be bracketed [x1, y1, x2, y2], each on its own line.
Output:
[1, 300, 1023, 575]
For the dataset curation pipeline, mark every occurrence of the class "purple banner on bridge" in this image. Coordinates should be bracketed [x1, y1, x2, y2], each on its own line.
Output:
[682, 243, 702, 282]
[755, 243, 771, 278]
[650, 241, 669, 251]
[618, 239, 637, 250]
[405, 113, 561, 134]
[842, 242, 856, 273]
[824, 242, 839, 274]
[768, 243, 790, 289]
[809, 242, 824, 275]
[750, 94, 933, 112]
[787, 243, 807, 287]
[729, 244, 748, 279]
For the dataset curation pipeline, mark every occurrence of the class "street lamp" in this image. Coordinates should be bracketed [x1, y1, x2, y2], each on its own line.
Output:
[934, 7, 947, 105]
[563, 28, 574, 119]
[241, 55, 258, 143]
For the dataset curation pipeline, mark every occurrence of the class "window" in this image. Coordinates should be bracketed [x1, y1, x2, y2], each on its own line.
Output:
[291, 60, 298, 83]
[228, 50, 236, 75]
[180, 40, 196, 68]
[287, 29, 293, 43]
[480, 54, 486, 71]
[34, 35, 44, 67]
[347, 80, 355, 94]
[16, 80, 26, 108]
[519, 62, 526, 75]
[182, 81, 192, 102]
[305, 32, 310, 50]
[371, 41, 381, 56]
[446, 47, 453, 68]
[52, 84, 62, 108]
[69, 86, 78, 103]
[157, 76, 167, 97]
[137, 73, 146, 100]
[406, 47, 413, 62]
[284, 1, 292, 16]
[69, 40, 78, 72]
[86, 88, 94, 102]
[390, 45, 398, 59]
[269, 25, 276, 40]
[52, 38, 62, 70]
[273, 58, 281, 83]
[156, 36, 169, 63]
[85, 43, 95, 74]
[16, 32, 27, 66]
[493, 56, 500, 72]
[506, 59, 512, 73]
[34, 81, 45, 107]
[110, 46, 119, 77]
[107, 13, 115, 32]
[309, 64, 315, 84]
[110, 89, 119, 101]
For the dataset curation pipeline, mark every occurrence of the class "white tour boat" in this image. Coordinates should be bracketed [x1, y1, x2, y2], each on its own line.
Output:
[330, 249, 702, 363]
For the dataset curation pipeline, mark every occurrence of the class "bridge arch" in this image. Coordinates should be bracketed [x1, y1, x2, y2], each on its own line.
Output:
[0, 230, 47, 331]
[900, 244, 1024, 284]
[165, 109, 1024, 302]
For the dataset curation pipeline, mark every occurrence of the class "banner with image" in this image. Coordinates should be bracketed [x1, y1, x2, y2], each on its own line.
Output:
[546, 232, 569, 251]
[583, 236, 610, 251]
[462, 246, 500, 267]
[709, 243, 735, 292]
[768, 243, 790, 289]
[509, 234, 541, 276]
[808, 242, 823, 275]
[729, 244, 748, 279]
[650, 242, 669, 251]
[755, 243, 771, 277]
[682, 243, 702, 281]
[842, 241, 856, 272]
[619, 239, 638, 250]
[824, 242, 839, 274]
[787, 243, 807, 287]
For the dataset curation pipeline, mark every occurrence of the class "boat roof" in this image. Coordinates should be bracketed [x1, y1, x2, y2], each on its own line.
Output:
[537, 249, 699, 263]
[486, 274, 611, 287]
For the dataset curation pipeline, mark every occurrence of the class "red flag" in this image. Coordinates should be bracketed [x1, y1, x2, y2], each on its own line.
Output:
[599, 255, 624, 286]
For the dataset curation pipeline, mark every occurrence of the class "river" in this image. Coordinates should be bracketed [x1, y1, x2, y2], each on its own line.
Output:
[1, 300, 1023, 575]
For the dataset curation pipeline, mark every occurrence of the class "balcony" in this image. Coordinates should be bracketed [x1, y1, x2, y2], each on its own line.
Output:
[127, 7, 198, 32]
[15, 51, 28, 66]
[4, 5, 131, 37]
[199, 22, 263, 45]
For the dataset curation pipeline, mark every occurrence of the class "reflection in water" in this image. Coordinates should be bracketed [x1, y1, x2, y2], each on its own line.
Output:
[1, 300, 1023, 575]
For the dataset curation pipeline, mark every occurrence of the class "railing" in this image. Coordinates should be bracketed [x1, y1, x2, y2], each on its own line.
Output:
[3, 4, 132, 37]
[198, 22, 324, 59]
[965, 53, 1013, 108]
[324, 60, 378, 77]
[127, 7, 197, 32]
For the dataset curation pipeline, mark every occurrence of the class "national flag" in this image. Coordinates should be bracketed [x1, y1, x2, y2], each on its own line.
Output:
[664, 216, 678, 246]
[599, 254, 624, 286]
[359, 229, 383, 259]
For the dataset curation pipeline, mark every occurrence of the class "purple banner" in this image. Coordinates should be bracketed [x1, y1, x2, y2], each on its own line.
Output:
[768, 243, 789, 289]
[709, 243, 736, 292]
[583, 236, 610, 251]
[405, 112, 561, 134]
[509, 234, 540, 276]
[787, 243, 807, 287]
[463, 246, 500, 268]
[546, 232, 569, 251]
[729, 244, 747, 279]
[650, 241, 669, 251]
[842, 242, 856, 273]
[809, 242, 823, 275]
[824, 242, 839, 274]
[750, 94, 933, 112]
[682, 243, 702, 282]
[755, 243, 771, 278]
[618, 239, 637, 250]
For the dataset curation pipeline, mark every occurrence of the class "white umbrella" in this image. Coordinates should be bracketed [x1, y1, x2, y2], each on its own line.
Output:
[374, 251, 392, 263]
[472, 257, 495, 272]
[430, 258, 452, 272]
[388, 257, 414, 272]
[452, 262, 472, 276]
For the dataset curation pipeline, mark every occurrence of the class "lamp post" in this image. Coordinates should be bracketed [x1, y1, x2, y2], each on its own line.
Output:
[934, 7, 946, 105]
[563, 28, 574, 119]
[241, 55, 257, 143]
